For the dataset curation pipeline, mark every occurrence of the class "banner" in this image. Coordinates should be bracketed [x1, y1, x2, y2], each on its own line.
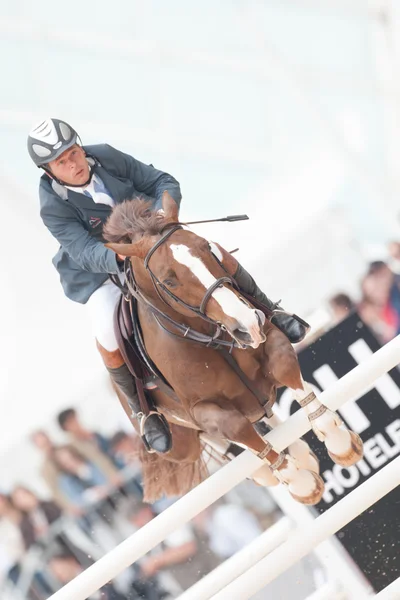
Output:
[276, 313, 400, 592]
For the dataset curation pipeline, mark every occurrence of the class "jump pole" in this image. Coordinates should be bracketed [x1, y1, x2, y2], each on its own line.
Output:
[374, 577, 400, 600]
[211, 456, 400, 600]
[49, 336, 400, 600]
[178, 517, 292, 600]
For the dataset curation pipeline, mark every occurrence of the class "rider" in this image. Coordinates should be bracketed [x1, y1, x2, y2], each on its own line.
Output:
[28, 118, 306, 454]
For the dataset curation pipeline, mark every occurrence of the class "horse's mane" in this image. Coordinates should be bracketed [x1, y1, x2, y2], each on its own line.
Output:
[103, 198, 166, 244]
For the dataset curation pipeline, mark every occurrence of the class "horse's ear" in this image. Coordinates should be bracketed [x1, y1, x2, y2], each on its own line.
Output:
[162, 191, 179, 221]
[105, 239, 148, 259]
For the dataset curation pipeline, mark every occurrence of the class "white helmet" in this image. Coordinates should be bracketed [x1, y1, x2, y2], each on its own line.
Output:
[27, 118, 78, 166]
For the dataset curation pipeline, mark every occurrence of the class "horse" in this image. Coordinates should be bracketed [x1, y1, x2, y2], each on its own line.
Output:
[103, 192, 363, 505]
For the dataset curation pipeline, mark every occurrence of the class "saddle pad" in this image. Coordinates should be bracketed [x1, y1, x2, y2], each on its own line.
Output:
[114, 296, 153, 382]
[115, 296, 179, 404]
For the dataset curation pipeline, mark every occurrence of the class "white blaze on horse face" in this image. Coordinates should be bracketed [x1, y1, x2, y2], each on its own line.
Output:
[170, 243, 264, 348]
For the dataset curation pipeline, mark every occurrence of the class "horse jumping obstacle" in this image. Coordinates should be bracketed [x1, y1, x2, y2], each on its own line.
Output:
[49, 335, 400, 600]
[211, 455, 400, 599]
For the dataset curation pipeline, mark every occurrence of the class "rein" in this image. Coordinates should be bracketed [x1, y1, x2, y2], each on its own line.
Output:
[110, 221, 274, 415]
[115, 223, 249, 351]
[144, 224, 235, 323]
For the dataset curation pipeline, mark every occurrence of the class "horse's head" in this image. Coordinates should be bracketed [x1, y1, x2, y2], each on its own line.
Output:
[105, 193, 266, 349]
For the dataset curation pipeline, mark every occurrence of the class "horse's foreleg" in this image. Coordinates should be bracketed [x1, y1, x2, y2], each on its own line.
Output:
[267, 330, 363, 467]
[193, 401, 324, 505]
[265, 413, 320, 474]
[292, 380, 363, 466]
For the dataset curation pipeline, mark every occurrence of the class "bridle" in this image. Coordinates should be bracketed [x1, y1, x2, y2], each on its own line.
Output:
[143, 224, 235, 319]
[112, 221, 274, 415]
[117, 223, 257, 350]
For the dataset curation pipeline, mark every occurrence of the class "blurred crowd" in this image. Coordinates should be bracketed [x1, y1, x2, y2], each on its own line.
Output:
[328, 241, 400, 344]
[2, 241, 399, 598]
[0, 408, 278, 600]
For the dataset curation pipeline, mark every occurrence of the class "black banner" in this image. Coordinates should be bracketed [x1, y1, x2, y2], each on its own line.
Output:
[276, 313, 400, 592]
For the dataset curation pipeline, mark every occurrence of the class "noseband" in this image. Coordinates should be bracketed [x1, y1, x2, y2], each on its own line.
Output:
[143, 224, 235, 320]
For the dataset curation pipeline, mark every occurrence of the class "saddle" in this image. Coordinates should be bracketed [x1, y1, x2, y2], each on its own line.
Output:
[113, 294, 180, 418]
[113, 289, 309, 421]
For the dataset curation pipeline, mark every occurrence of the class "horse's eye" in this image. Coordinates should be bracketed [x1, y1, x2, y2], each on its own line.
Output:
[163, 278, 177, 288]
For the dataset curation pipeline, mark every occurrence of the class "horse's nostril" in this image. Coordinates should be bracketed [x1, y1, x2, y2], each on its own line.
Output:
[231, 329, 253, 345]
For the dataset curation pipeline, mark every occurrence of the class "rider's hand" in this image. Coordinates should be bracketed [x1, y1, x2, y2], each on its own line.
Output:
[117, 254, 126, 262]
[140, 557, 160, 578]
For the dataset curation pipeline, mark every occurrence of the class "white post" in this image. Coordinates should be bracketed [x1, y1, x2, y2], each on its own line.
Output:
[375, 577, 400, 599]
[210, 456, 400, 600]
[268, 486, 373, 598]
[178, 518, 292, 600]
[48, 337, 400, 600]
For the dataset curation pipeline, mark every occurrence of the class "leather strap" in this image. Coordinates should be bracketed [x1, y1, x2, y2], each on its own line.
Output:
[114, 300, 150, 417]
[257, 442, 273, 460]
[298, 391, 316, 408]
[220, 349, 274, 418]
[199, 277, 232, 314]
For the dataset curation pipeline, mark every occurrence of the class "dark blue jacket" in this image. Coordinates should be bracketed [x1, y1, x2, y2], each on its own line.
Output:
[39, 144, 181, 303]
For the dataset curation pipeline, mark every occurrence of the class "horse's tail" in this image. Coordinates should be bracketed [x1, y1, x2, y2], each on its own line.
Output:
[138, 424, 209, 503]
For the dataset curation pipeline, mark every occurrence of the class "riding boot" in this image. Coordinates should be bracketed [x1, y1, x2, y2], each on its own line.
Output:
[233, 262, 309, 344]
[108, 364, 172, 453]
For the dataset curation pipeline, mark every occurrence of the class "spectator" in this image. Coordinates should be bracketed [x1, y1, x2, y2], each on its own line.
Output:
[49, 550, 167, 600]
[0, 493, 24, 586]
[360, 261, 398, 343]
[328, 293, 355, 324]
[11, 486, 61, 549]
[388, 241, 400, 274]
[131, 504, 200, 590]
[30, 430, 77, 514]
[57, 408, 123, 478]
[109, 431, 140, 467]
[52, 446, 110, 509]
[197, 499, 263, 560]
[109, 431, 144, 499]
[49, 552, 126, 600]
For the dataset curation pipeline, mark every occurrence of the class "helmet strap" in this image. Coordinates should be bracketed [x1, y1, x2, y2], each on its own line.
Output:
[41, 151, 97, 188]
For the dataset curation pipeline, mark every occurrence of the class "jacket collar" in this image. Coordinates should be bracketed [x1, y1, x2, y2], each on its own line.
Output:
[51, 155, 131, 210]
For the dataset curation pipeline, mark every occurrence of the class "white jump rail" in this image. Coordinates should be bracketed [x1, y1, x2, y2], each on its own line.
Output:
[374, 577, 400, 600]
[304, 582, 345, 600]
[267, 485, 374, 598]
[49, 335, 400, 600]
[178, 517, 292, 600]
[211, 455, 400, 599]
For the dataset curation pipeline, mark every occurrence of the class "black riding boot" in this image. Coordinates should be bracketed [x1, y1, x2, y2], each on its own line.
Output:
[233, 263, 309, 344]
[108, 364, 172, 453]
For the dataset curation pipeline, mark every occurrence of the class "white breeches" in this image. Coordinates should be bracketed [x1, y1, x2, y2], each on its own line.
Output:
[86, 280, 122, 351]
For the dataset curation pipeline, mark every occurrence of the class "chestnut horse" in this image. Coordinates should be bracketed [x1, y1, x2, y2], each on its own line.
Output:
[104, 193, 363, 505]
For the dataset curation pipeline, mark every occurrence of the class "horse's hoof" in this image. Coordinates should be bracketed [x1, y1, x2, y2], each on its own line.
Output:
[306, 450, 320, 475]
[287, 445, 320, 475]
[289, 472, 325, 506]
[252, 464, 280, 487]
[328, 431, 363, 467]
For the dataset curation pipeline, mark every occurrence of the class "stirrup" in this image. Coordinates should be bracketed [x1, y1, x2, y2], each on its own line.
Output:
[138, 411, 171, 453]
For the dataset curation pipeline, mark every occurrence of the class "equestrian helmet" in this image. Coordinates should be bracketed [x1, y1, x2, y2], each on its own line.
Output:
[27, 118, 78, 166]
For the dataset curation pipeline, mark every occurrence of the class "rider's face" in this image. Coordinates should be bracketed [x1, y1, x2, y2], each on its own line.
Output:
[47, 144, 90, 186]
